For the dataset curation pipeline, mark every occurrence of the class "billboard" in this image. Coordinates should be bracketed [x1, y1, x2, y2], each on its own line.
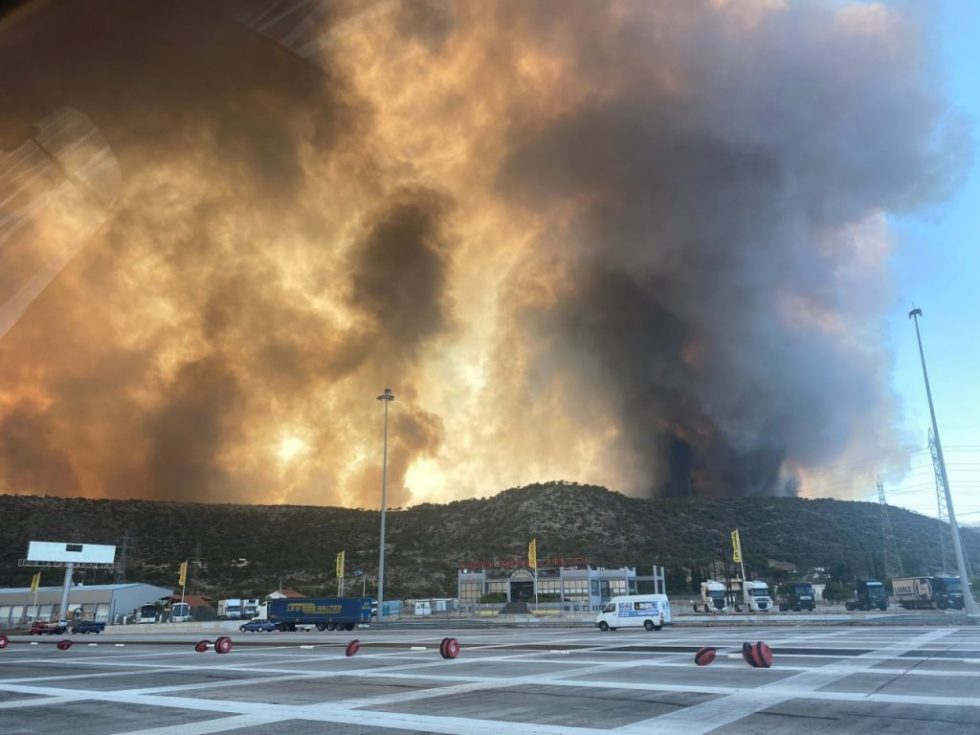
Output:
[27, 541, 116, 565]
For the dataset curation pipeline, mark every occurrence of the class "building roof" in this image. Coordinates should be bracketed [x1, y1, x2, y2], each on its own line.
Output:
[267, 587, 304, 599]
[167, 594, 212, 608]
[1, 583, 169, 594]
[0, 582, 175, 607]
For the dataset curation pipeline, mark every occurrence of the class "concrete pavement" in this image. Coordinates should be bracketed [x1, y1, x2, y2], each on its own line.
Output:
[1, 622, 979, 733]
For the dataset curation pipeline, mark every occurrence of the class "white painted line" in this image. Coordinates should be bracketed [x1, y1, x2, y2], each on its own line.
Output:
[96, 713, 283, 735]
[616, 628, 958, 734]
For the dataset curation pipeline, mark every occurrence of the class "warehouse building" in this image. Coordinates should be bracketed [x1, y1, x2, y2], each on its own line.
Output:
[0, 583, 173, 626]
[457, 557, 656, 613]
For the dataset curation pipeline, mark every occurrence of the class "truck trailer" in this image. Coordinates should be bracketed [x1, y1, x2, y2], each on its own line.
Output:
[892, 575, 964, 610]
[268, 596, 373, 632]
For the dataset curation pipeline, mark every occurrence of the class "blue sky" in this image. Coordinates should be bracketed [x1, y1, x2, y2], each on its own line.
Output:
[882, 0, 980, 524]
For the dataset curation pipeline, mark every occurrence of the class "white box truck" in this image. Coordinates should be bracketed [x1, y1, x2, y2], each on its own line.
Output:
[595, 594, 671, 632]
[218, 599, 243, 620]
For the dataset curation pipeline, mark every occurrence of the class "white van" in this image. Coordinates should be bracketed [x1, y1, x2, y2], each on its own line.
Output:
[595, 594, 671, 632]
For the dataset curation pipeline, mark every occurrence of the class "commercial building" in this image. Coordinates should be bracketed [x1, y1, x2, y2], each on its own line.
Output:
[458, 557, 655, 613]
[0, 583, 173, 626]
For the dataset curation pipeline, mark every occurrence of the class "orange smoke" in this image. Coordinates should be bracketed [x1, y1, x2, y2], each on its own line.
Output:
[0, 0, 964, 505]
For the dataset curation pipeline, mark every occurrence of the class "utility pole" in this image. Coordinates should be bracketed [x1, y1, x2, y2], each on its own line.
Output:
[114, 530, 130, 583]
[909, 308, 979, 616]
[876, 477, 904, 580]
[377, 387, 394, 620]
[929, 429, 952, 573]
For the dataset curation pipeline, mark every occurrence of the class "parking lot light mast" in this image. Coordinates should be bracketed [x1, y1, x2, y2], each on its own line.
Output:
[909, 308, 979, 617]
[377, 388, 394, 619]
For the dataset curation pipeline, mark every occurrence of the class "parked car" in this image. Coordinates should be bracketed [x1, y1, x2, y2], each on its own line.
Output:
[70, 619, 106, 634]
[29, 620, 67, 635]
[239, 618, 279, 632]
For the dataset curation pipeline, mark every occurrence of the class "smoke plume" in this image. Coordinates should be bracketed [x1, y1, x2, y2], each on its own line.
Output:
[0, 0, 968, 504]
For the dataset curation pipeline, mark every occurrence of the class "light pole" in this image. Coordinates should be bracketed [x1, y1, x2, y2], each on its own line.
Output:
[909, 308, 979, 617]
[376, 387, 394, 620]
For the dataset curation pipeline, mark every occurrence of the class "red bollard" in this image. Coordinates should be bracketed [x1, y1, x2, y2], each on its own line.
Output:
[741, 641, 774, 668]
[439, 637, 460, 659]
[694, 646, 717, 666]
[214, 636, 233, 654]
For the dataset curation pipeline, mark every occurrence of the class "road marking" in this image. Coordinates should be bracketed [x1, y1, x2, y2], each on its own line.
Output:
[2, 626, 977, 735]
[615, 627, 958, 734]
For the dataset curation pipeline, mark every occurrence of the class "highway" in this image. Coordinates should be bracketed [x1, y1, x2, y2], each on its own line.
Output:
[2, 622, 979, 734]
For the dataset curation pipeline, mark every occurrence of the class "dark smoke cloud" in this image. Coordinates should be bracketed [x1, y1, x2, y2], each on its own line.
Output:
[0, 0, 969, 504]
[491, 1, 967, 496]
[347, 189, 455, 353]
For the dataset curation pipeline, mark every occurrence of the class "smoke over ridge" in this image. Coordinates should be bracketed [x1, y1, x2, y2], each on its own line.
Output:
[0, 0, 968, 505]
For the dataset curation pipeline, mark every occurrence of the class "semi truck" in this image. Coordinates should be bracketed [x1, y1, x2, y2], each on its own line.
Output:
[268, 596, 373, 632]
[595, 594, 671, 631]
[845, 579, 889, 611]
[742, 580, 773, 612]
[777, 581, 815, 612]
[892, 575, 964, 610]
[693, 579, 771, 612]
[693, 580, 728, 612]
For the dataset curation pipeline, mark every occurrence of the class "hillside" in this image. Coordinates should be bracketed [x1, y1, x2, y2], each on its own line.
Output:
[1, 482, 977, 599]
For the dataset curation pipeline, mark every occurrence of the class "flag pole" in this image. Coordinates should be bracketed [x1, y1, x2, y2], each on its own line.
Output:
[31, 572, 40, 621]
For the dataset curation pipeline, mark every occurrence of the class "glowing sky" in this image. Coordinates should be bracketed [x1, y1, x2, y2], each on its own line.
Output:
[0, 0, 973, 509]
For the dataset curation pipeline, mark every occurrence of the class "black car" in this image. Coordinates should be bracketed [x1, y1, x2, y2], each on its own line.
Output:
[239, 619, 279, 632]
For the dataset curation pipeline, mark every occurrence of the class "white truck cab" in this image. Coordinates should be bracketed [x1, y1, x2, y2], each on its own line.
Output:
[744, 580, 772, 612]
[595, 594, 671, 632]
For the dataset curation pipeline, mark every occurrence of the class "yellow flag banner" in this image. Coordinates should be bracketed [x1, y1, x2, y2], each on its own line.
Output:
[177, 560, 188, 586]
[731, 529, 742, 563]
[336, 550, 345, 578]
[30, 572, 40, 593]
[528, 538, 537, 570]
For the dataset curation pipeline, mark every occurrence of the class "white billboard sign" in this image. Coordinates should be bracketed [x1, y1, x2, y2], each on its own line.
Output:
[27, 541, 116, 565]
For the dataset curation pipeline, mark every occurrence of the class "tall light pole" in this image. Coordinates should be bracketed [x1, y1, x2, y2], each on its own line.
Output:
[909, 308, 979, 616]
[376, 387, 394, 620]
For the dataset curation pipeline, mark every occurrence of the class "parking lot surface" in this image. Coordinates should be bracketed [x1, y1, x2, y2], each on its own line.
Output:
[2, 623, 979, 734]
